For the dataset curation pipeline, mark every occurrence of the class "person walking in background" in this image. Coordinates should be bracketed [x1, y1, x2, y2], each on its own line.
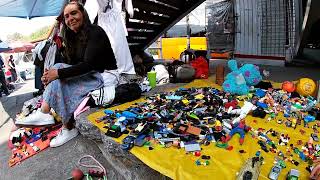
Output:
[0, 55, 10, 96]
[7, 55, 17, 82]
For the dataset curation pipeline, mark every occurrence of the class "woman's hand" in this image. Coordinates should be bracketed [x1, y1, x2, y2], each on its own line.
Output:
[41, 69, 59, 86]
[310, 159, 320, 179]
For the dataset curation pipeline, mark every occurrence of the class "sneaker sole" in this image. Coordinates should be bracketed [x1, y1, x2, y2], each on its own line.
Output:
[15, 119, 55, 126]
[50, 131, 79, 148]
[15, 123, 56, 128]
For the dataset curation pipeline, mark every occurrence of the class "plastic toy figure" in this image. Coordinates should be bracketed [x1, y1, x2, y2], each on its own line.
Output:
[225, 120, 251, 145]
[308, 137, 315, 155]
[291, 118, 297, 129]
[304, 115, 316, 127]
[211, 120, 227, 142]
[230, 101, 257, 124]
[278, 134, 290, 146]
[311, 133, 319, 142]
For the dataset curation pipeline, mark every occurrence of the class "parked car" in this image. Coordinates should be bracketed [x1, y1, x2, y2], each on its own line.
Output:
[269, 165, 282, 180]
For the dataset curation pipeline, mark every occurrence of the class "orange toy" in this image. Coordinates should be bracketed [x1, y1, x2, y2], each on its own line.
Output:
[282, 81, 296, 92]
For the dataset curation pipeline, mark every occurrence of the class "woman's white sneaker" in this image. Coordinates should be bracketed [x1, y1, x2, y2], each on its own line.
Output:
[50, 127, 79, 147]
[15, 109, 55, 126]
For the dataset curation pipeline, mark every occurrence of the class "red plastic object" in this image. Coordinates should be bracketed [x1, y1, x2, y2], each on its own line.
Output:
[194, 151, 201, 157]
[71, 168, 84, 180]
[226, 146, 233, 151]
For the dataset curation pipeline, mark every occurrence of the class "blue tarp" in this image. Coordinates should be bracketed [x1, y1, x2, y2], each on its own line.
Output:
[0, 0, 66, 19]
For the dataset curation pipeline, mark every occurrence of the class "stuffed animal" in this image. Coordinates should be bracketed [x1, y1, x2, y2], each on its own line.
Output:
[222, 60, 262, 95]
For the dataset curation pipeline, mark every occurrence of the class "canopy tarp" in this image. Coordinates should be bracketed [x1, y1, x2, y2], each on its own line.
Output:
[0, 0, 65, 19]
[5, 41, 35, 53]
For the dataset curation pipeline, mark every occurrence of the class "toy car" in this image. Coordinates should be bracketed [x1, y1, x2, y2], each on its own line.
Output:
[286, 169, 299, 180]
[269, 165, 282, 180]
[311, 133, 319, 142]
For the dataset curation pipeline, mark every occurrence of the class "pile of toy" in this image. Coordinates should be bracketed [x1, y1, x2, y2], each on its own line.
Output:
[93, 60, 319, 179]
[95, 83, 319, 172]
[8, 124, 61, 166]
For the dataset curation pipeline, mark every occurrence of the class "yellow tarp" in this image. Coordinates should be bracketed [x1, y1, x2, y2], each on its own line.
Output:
[88, 78, 317, 180]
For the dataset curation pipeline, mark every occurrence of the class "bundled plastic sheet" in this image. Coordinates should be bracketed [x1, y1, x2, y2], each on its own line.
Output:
[206, 0, 234, 51]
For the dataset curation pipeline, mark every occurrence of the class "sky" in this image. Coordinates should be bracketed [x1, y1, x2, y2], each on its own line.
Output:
[0, 16, 56, 41]
[0, 1, 211, 42]
[177, 3, 206, 26]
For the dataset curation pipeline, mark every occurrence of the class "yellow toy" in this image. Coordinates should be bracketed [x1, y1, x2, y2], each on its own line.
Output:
[296, 78, 316, 96]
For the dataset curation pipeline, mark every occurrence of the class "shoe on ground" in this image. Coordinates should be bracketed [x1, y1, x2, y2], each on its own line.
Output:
[15, 109, 55, 126]
[50, 127, 79, 147]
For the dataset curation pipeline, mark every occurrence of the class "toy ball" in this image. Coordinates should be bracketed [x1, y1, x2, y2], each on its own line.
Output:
[296, 78, 316, 96]
[71, 168, 84, 180]
[282, 81, 295, 92]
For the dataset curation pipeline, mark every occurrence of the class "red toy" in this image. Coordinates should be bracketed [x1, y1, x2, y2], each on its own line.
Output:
[224, 100, 238, 109]
[225, 120, 251, 145]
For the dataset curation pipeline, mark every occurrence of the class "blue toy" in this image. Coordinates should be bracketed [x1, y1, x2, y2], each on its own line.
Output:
[222, 60, 262, 95]
[224, 120, 251, 145]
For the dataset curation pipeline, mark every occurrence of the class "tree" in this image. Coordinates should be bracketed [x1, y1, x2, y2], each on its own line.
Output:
[6, 32, 25, 42]
[28, 26, 51, 41]
[6, 25, 51, 43]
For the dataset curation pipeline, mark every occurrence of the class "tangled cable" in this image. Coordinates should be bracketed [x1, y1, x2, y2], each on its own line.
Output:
[78, 155, 107, 178]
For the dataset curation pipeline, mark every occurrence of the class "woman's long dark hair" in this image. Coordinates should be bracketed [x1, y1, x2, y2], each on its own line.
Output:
[61, 1, 91, 64]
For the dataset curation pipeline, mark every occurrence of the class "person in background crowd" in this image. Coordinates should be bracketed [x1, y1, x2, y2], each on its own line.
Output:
[7, 55, 17, 82]
[0, 55, 10, 96]
[15, 1, 117, 147]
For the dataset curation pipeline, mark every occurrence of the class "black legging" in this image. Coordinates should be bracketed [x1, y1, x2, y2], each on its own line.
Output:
[9, 68, 17, 82]
[0, 71, 9, 95]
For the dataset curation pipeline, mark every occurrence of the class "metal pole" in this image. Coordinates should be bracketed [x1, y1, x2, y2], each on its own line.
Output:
[159, 36, 163, 59]
[186, 14, 191, 49]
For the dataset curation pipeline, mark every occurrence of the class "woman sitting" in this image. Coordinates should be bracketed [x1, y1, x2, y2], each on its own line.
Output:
[15, 1, 117, 147]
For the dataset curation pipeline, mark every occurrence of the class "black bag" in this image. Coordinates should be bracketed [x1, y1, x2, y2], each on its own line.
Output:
[168, 61, 195, 83]
[113, 83, 142, 104]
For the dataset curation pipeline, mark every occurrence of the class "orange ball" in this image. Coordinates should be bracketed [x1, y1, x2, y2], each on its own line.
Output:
[282, 81, 296, 92]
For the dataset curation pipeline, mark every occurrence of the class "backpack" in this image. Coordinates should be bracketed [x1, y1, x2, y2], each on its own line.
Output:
[168, 61, 195, 83]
